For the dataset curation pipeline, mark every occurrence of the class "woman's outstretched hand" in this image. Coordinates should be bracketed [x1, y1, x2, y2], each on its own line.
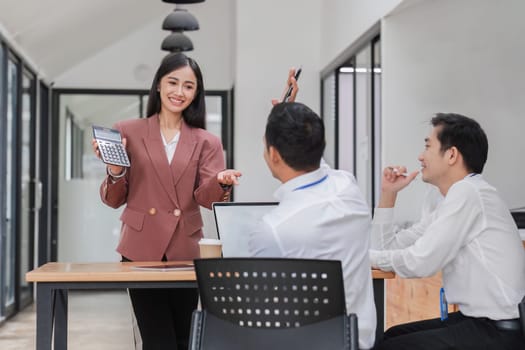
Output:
[217, 169, 242, 186]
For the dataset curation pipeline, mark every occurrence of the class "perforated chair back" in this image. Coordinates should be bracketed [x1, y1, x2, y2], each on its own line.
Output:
[189, 258, 358, 350]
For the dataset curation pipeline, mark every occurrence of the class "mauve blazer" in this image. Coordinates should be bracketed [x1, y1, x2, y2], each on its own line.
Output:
[100, 115, 229, 261]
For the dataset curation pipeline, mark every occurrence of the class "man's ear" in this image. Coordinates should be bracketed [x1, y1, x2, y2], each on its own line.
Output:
[447, 146, 461, 166]
[268, 146, 282, 164]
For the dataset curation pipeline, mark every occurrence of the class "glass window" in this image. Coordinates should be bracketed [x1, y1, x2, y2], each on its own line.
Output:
[355, 45, 373, 206]
[372, 39, 382, 207]
[60, 94, 142, 181]
[64, 108, 85, 180]
[4, 56, 19, 313]
[321, 35, 381, 209]
[19, 69, 35, 306]
[0, 43, 5, 321]
[58, 94, 144, 262]
[338, 62, 355, 173]
[322, 73, 337, 167]
[205, 95, 223, 142]
[141, 95, 148, 117]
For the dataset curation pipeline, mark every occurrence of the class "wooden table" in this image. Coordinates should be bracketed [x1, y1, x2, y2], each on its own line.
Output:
[27, 262, 394, 350]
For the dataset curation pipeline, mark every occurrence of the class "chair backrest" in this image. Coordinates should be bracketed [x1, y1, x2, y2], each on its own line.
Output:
[191, 258, 357, 350]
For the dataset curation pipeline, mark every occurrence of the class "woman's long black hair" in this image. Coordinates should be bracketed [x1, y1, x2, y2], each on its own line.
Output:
[146, 52, 206, 129]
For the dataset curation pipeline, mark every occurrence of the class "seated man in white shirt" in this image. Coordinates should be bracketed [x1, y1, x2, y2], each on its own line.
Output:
[248, 102, 377, 349]
[370, 113, 525, 350]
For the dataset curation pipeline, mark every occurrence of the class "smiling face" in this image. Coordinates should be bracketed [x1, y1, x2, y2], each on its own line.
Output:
[158, 65, 197, 116]
[418, 126, 451, 186]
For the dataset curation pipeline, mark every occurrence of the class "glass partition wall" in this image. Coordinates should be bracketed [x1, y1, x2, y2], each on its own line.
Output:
[0, 47, 38, 322]
[0, 42, 6, 322]
[53, 90, 233, 262]
[3, 56, 19, 318]
[57, 93, 147, 263]
[19, 68, 36, 309]
[321, 34, 381, 209]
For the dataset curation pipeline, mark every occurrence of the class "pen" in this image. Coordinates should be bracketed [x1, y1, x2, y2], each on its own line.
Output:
[282, 67, 302, 102]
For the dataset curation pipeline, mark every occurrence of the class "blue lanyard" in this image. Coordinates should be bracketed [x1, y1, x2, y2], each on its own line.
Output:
[293, 175, 328, 191]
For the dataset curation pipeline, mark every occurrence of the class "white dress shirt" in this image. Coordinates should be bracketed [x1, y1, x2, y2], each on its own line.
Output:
[161, 130, 180, 164]
[370, 175, 525, 320]
[249, 164, 377, 349]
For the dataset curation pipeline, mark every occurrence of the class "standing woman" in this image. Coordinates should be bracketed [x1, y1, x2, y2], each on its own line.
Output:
[93, 53, 241, 349]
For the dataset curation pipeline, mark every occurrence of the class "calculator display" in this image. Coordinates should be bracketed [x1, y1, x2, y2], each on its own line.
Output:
[93, 126, 121, 142]
[92, 125, 131, 168]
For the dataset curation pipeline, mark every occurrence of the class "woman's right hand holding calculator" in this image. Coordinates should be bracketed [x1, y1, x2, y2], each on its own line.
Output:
[92, 137, 128, 178]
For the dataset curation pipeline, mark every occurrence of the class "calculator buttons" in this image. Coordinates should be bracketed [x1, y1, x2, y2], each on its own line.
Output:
[97, 141, 130, 167]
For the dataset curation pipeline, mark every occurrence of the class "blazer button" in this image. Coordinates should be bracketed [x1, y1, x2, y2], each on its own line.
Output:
[173, 209, 181, 217]
[148, 208, 157, 215]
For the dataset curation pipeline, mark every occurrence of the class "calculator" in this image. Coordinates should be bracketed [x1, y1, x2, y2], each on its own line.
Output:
[92, 125, 131, 167]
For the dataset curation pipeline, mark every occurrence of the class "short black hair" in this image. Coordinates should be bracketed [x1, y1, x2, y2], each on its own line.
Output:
[146, 52, 206, 129]
[265, 102, 325, 171]
[431, 113, 488, 173]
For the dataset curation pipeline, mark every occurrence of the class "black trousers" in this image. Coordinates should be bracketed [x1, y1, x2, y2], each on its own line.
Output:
[123, 256, 199, 350]
[374, 312, 525, 350]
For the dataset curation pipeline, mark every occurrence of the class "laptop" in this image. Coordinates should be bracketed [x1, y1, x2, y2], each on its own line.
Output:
[212, 202, 278, 257]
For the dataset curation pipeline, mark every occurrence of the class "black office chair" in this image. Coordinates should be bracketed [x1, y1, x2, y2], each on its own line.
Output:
[189, 258, 358, 350]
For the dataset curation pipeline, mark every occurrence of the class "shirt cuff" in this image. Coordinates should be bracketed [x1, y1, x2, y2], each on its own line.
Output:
[107, 167, 127, 184]
[369, 249, 393, 272]
[372, 207, 394, 223]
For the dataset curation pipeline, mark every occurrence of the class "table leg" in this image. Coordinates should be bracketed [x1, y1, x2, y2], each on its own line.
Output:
[373, 279, 385, 344]
[35, 285, 53, 350]
[54, 289, 68, 350]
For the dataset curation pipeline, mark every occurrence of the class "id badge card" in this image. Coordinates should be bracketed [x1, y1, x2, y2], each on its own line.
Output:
[440, 287, 448, 321]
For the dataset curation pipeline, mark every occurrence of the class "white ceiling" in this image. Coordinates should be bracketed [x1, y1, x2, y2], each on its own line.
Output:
[0, 0, 188, 79]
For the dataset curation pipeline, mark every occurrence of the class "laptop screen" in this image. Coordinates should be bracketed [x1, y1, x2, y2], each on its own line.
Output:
[212, 202, 278, 257]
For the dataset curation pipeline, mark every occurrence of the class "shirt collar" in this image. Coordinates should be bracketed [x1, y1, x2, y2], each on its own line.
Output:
[274, 166, 328, 201]
[160, 130, 180, 147]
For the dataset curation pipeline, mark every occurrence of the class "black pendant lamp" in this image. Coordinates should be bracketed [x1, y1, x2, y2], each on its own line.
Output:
[162, 9, 199, 31]
[162, 0, 204, 3]
[160, 1, 204, 53]
[161, 32, 194, 52]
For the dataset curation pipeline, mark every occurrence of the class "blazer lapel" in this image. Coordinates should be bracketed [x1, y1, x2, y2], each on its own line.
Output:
[143, 116, 178, 205]
[171, 120, 197, 186]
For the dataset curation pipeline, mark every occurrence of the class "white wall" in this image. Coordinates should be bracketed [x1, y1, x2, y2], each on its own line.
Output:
[320, 0, 402, 68]
[382, 0, 525, 221]
[233, 0, 322, 201]
[54, 0, 235, 90]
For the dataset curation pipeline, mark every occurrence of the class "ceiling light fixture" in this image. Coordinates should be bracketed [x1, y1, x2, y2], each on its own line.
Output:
[161, 32, 194, 52]
[162, 9, 199, 31]
[160, 1, 205, 52]
[162, 0, 204, 3]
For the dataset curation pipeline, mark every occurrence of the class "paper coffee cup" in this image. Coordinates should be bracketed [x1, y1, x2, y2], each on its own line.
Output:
[198, 238, 222, 258]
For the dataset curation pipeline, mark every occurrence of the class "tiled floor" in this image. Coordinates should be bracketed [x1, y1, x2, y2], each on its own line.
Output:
[0, 290, 136, 350]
